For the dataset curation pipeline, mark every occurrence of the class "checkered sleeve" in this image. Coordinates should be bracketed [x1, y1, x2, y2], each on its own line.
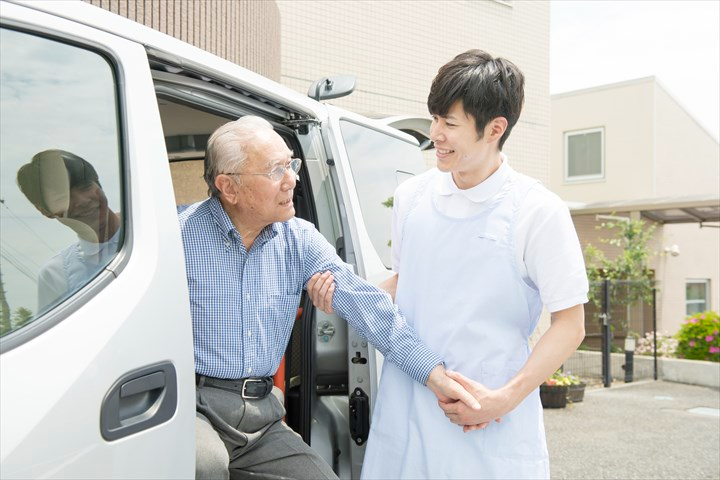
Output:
[300, 223, 442, 385]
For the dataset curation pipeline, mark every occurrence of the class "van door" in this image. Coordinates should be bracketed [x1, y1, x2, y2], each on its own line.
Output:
[319, 106, 428, 478]
[0, 3, 195, 478]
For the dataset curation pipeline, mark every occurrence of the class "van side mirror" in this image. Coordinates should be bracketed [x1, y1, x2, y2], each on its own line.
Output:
[307, 75, 356, 101]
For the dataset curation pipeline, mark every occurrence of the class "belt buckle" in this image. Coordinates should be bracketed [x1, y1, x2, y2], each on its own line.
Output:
[241, 378, 263, 399]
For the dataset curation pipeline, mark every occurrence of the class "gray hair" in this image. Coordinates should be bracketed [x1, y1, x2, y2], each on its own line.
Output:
[204, 116, 274, 197]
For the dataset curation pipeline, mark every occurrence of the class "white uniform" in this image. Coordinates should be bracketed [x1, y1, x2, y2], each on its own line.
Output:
[361, 160, 588, 479]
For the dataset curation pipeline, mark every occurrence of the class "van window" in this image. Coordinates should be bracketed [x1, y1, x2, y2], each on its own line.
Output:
[339, 120, 423, 267]
[0, 27, 122, 336]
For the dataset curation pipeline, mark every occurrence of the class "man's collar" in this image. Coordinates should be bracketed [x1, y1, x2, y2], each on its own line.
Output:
[436, 153, 510, 203]
[208, 196, 279, 242]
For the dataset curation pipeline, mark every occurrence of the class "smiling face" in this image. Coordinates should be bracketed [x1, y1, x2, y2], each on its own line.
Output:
[66, 182, 111, 241]
[430, 101, 506, 189]
[216, 128, 297, 233]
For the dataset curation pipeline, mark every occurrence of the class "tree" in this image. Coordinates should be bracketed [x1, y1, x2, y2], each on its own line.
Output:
[584, 217, 656, 331]
[11, 307, 33, 330]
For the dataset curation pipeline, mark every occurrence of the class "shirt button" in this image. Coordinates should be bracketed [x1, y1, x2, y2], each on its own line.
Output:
[247, 367, 253, 374]
[247, 331, 252, 337]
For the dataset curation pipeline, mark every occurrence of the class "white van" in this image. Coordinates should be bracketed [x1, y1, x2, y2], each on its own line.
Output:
[0, 1, 428, 478]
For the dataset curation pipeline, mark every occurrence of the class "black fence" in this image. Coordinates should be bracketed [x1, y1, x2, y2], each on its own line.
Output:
[562, 279, 658, 387]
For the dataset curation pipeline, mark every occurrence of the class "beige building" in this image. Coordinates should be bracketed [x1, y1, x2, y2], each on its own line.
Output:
[85, 0, 550, 178]
[551, 77, 720, 336]
[276, 0, 551, 182]
[84, 0, 282, 80]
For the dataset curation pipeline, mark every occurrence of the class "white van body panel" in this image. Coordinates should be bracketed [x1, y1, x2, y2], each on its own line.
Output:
[0, 2, 195, 478]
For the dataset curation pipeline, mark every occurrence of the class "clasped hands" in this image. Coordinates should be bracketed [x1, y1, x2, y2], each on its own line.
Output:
[427, 365, 505, 432]
[307, 271, 506, 432]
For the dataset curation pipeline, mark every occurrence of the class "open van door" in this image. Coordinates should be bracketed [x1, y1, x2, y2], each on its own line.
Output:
[315, 106, 428, 478]
[0, 2, 195, 478]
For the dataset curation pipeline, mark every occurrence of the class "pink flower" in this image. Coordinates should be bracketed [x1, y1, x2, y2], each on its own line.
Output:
[714, 330, 719, 335]
[700, 314, 706, 320]
[705, 335, 714, 342]
[689, 341, 696, 347]
[691, 318, 698, 323]
[710, 347, 720, 354]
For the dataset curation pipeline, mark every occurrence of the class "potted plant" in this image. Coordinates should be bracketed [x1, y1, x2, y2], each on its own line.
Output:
[564, 372, 586, 403]
[540, 370, 586, 408]
[540, 371, 569, 408]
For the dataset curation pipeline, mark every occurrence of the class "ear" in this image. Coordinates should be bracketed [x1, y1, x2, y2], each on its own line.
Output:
[485, 117, 508, 145]
[215, 175, 241, 205]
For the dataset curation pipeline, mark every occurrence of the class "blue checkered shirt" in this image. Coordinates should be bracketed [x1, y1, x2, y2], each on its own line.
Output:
[178, 197, 441, 384]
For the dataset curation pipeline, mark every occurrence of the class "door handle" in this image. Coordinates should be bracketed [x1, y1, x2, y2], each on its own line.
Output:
[120, 371, 165, 398]
[101, 362, 177, 441]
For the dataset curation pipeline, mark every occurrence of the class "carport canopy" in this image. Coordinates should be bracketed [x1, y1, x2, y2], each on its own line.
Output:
[567, 195, 720, 226]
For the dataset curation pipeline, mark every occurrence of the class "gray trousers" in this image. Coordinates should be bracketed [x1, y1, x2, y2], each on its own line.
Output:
[195, 380, 338, 480]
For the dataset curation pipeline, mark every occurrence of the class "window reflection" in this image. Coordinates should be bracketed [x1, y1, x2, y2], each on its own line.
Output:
[0, 28, 121, 335]
[340, 120, 425, 267]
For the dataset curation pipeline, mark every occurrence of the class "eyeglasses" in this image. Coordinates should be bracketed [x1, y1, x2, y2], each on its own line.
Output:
[222, 158, 302, 182]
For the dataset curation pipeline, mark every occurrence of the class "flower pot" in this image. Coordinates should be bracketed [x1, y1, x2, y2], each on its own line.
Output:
[567, 383, 586, 403]
[540, 384, 568, 408]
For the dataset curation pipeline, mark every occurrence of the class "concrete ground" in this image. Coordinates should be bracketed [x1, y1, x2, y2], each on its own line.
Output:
[544, 380, 720, 479]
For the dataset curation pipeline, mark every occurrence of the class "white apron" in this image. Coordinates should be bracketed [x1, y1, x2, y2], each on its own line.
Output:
[361, 170, 549, 479]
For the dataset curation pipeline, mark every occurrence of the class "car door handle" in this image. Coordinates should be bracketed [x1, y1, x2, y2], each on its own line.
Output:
[120, 371, 165, 398]
[101, 362, 177, 441]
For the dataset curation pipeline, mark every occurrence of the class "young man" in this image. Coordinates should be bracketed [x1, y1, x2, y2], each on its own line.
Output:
[179, 115, 479, 480]
[17, 150, 122, 313]
[310, 50, 588, 479]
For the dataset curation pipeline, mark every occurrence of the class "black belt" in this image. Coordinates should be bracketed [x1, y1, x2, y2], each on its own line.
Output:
[196, 374, 274, 399]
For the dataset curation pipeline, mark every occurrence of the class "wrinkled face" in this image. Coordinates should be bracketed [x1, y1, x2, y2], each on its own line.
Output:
[430, 100, 495, 178]
[229, 130, 297, 227]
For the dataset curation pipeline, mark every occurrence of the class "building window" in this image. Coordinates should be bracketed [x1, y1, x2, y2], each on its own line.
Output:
[564, 127, 604, 182]
[686, 279, 710, 315]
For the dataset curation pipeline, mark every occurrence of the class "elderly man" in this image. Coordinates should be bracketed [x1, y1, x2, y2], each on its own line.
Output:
[178, 115, 479, 480]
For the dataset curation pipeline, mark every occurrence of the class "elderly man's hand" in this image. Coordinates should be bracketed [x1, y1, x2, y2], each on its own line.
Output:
[306, 271, 335, 314]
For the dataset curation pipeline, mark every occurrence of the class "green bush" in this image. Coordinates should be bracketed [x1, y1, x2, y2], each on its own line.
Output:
[675, 311, 720, 362]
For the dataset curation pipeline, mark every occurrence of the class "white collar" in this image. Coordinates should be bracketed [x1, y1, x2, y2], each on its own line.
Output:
[78, 228, 120, 256]
[436, 153, 511, 203]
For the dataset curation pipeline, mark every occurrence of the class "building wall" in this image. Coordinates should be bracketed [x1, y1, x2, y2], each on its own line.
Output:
[276, 0, 551, 183]
[84, 0, 282, 81]
[573, 212, 719, 336]
[654, 224, 720, 334]
[550, 78, 656, 203]
[653, 81, 720, 332]
[654, 85, 720, 196]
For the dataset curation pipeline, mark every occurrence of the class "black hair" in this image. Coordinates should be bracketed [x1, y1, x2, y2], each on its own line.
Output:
[17, 149, 100, 215]
[427, 49, 525, 149]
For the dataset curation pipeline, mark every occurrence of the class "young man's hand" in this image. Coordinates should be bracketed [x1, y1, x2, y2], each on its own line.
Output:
[438, 370, 506, 432]
[426, 365, 482, 414]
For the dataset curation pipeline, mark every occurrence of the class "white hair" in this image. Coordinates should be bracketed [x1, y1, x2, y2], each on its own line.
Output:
[204, 116, 274, 197]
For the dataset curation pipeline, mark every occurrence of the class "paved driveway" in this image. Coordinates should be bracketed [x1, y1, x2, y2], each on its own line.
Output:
[544, 380, 720, 479]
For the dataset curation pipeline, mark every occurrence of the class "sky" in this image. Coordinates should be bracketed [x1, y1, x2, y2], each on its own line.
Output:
[550, 0, 720, 141]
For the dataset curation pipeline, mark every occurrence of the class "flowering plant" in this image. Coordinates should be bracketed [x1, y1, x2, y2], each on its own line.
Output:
[635, 331, 678, 358]
[543, 369, 581, 386]
[676, 311, 720, 362]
